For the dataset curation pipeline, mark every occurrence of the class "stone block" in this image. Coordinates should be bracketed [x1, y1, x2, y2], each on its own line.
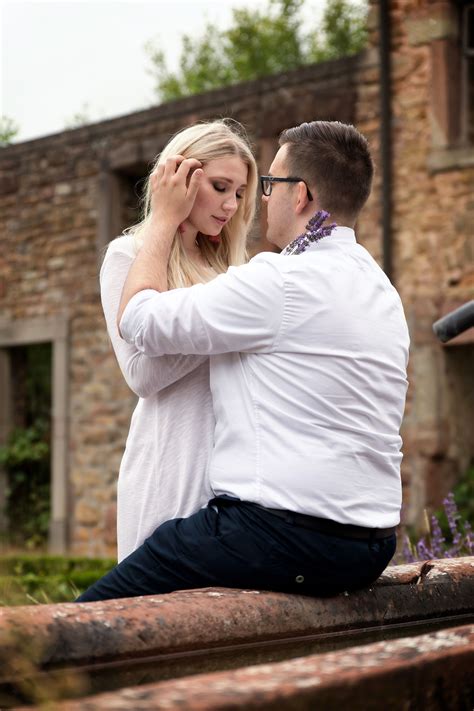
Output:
[74, 502, 98, 525]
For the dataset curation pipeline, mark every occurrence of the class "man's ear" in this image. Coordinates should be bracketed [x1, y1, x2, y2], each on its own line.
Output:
[295, 181, 310, 214]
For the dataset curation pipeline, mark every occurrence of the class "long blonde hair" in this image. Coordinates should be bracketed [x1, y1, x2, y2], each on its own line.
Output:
[129, 120, 258, 288]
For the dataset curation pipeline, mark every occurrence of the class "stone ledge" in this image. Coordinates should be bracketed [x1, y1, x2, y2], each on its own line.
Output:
[23, 623, 474, 711]
[0, 558, 472, 675]
[428, 146, 474, 173]
[0, 54, 367, 156]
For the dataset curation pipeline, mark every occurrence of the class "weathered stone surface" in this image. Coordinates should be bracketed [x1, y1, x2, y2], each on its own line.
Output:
[17, 623, 474, 710]
[0, 558, 473, 676]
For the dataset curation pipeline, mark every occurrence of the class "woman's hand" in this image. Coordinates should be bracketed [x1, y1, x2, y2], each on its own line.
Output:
[149, 155, 203, 229]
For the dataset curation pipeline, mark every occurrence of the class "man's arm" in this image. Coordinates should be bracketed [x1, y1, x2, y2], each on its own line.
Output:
[119, 257, 285, 357]
[117, 156, 203, 329]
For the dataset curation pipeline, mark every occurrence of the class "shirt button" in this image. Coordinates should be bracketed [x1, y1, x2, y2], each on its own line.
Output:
[295, 575, 305, 584]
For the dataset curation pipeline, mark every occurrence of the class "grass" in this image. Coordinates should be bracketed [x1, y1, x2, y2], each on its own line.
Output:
[0, 553, 116, 605]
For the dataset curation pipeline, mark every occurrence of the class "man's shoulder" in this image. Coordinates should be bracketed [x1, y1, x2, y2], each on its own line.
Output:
[225, 251, 285, 279]
[249, 250, 282, 265]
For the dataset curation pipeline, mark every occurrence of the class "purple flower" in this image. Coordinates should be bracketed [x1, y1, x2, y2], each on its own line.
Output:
[283, 210, 337, 255]
[415, 537, 433, 561]
[399, 490, 472, 563]
[401, 534, 415, 563]
[443, 493, 463, 554]
[443, 493, 459, 534]
[463, 520, 473, 555]
[430, 514, 445, 558]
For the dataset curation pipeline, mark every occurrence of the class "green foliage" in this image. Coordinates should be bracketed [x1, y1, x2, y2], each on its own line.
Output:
[0, 424, 50, 549]
[0, 344, 52, 549]
[0, 555, 116, 605]
[395, 466, 474, 564]
[225, 0, 305, 82]
[453, 464, 474, 525]
[436, 464, 474, 536]
[0, 115, 19, 146]
[308, 0, 368, 62]
[0, 425, 49, 468]
[64, 102, 93, 130]
[147, 0, 368, 101]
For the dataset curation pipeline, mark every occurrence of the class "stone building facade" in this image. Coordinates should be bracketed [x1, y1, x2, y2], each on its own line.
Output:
[0, 0, 472, 556]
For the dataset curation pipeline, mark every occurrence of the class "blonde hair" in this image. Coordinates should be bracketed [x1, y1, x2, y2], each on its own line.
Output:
[128, 119, 258, 288]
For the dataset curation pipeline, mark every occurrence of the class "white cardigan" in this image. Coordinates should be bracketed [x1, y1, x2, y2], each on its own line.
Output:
[100, 234, 214, 561]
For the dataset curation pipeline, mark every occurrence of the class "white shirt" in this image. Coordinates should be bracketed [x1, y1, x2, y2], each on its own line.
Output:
[121, 227, 410, 528]
[101, 235, 214, 562]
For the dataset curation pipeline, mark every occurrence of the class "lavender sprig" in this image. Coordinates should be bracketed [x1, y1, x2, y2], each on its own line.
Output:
[415, 537, 433, 561]
[401, 535, 415, 564]
[463, 520, 473, 555]
[395, 490, 473, 565]
[283, 210, 337, 256]
[443, 492, 462, 555]
[430, 514, 445, 558]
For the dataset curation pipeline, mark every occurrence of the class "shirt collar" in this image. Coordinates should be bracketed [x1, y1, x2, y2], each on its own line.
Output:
[302, 225, 356, 253]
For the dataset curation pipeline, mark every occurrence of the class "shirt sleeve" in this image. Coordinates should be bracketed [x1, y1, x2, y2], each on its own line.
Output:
[119, 257, 286, 356]
[100, 247, 208, 398]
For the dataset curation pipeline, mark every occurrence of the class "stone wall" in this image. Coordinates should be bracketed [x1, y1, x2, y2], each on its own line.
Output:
[0, 0, 472, 556]
[378, 0, 474, 521]
[0, 57, 364, 556]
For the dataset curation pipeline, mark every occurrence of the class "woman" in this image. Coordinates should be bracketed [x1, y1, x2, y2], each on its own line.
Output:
[100, 120, 258, 561]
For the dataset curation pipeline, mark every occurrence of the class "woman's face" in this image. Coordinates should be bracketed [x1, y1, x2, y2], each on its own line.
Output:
[186, 155, 248, 236]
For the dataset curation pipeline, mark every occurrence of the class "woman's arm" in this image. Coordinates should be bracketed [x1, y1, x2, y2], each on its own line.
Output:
[101, 247, 207, 398]
[117, 156, 202, 326]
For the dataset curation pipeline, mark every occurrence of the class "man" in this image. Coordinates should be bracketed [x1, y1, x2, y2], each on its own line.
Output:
[77, 121, 409, 602]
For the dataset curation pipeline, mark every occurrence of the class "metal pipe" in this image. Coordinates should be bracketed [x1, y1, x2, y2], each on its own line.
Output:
[433, 301, 474, 342]
[379, 0, 392, 279]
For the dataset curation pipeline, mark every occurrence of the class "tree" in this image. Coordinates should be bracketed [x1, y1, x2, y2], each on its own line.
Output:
[309, 0, 368, 62]
[147, 0, 367, 102]
[0, 115, 19, 146]
[64, 103, 93, 130]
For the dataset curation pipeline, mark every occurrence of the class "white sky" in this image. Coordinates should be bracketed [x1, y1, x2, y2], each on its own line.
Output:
[1, 0, 328, 143]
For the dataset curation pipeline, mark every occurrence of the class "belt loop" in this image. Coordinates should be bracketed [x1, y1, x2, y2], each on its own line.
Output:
[369, 528, 377, 543]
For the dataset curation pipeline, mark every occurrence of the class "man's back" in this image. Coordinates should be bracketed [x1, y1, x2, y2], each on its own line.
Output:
[209, 227, 409, 527]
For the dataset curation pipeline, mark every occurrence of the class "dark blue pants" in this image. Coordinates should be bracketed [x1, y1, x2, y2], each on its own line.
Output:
[76, 499, 396, 602]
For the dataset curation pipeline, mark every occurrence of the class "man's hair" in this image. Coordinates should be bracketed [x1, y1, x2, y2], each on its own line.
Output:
[279, 121, 374, 221]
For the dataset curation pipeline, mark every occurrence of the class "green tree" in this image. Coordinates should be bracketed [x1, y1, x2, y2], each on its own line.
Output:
[64, 103, 92, 130]
[309, 0, 368, 62]
[0, 115, 19, 146]
[147, 0, 367, 102]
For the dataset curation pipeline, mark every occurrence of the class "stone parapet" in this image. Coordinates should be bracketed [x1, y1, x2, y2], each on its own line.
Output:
[1, 558, 473, 707]
[22, 623, 474, 711]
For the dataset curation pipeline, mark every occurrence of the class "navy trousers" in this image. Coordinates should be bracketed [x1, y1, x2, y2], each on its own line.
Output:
[76, 499, 396, 602]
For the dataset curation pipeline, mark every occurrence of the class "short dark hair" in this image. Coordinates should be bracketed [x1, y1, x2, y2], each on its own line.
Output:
[279, 121, 374, 221]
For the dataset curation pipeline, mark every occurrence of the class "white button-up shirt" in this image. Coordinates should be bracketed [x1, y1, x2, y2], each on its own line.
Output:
[121, 227, 410, 527]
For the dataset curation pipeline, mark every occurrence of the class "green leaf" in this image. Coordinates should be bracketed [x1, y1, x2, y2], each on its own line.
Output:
[146, 0, 368, 101]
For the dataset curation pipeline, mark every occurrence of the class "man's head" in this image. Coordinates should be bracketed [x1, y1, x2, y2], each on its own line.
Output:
[263, 121, 374, 249]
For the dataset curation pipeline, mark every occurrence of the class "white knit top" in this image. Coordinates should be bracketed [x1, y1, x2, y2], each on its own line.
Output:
[100, 234, 214, 562]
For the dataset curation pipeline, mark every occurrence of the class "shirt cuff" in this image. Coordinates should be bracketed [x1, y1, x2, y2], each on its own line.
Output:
[119, 289, 158, 348]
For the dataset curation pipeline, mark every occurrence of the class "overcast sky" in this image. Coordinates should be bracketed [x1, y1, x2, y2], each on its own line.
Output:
[1, 0, 329, 144]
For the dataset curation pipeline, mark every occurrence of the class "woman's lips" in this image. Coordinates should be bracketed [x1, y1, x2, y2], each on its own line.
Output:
[212, 216, 227, 225]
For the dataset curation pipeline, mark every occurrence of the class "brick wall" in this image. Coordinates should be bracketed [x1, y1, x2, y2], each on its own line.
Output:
[0, 0, 472, 555]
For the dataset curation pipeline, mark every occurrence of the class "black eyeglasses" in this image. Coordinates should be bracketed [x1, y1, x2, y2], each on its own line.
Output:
[260, 176, 313, 201]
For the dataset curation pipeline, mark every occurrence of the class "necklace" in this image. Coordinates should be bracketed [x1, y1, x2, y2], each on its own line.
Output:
[282, 210, 337, 256]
